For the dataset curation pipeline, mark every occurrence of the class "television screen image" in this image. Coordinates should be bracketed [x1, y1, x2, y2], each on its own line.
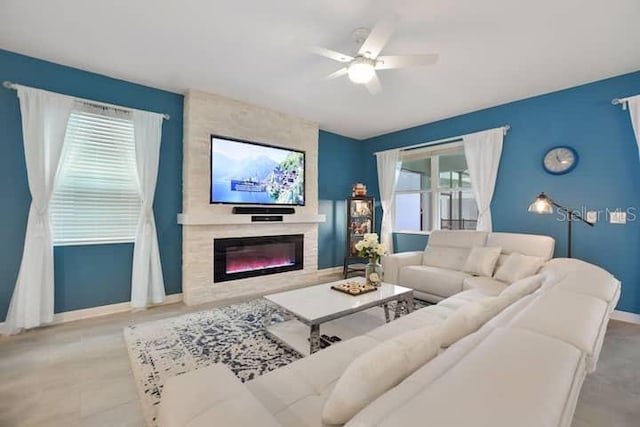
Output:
[210, 135, 305, 205]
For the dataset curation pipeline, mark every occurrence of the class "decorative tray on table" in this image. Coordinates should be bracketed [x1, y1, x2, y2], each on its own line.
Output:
[331, 281, 378, 296]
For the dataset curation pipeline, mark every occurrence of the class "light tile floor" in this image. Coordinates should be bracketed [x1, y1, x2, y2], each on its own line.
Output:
[1, 285, 638, 426]
[0, 296, 253, 427]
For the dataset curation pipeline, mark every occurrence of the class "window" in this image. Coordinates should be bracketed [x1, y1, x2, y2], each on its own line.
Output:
[51, 107, 141, 245]
[394, 143, 478, 232]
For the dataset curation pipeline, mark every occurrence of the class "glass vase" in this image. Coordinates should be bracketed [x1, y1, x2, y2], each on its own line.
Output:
[365, 260, 383, 287]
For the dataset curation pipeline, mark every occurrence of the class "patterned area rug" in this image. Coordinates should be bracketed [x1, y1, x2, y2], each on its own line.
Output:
[124, 298, 429, 426]
[123, 299, 300, 426]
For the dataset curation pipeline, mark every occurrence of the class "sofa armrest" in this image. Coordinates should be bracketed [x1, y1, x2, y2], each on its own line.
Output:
[381, 251, 423, 284]
[158, 364, 281, 427]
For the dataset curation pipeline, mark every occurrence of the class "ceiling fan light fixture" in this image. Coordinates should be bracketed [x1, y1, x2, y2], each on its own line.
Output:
[348, 57, 375, 84]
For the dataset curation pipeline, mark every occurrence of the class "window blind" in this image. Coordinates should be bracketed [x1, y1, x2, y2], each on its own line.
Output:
[51, 110, 141, 245]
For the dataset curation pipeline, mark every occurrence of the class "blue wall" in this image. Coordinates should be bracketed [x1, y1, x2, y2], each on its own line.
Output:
[318, 131, 364, 269]
[0, 50, 183, 319]
[393, 233, 429, 253]
[362, 71, 640, 314]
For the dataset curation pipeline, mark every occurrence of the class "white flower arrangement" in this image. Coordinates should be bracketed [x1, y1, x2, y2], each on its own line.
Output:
[354, 233, 387, 263]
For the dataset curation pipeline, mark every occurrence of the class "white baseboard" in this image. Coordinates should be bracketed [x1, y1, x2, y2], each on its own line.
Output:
[1, 293, 183, 331]
[610, 309, 640, 325]
[317, 266, 343, 275]
[51, 293, 183, 325]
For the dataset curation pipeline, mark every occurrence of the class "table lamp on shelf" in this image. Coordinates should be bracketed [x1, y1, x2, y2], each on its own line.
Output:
[528, 192, 594, 258]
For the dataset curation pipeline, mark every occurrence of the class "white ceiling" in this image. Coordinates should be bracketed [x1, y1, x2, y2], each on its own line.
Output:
[1, 0, 639, 139]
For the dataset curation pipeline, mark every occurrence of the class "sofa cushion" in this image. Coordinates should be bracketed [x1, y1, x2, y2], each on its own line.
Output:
[494, 253, 545, 283]
[500, 274, 544, 300]
[450, 288, 497, 302]
[399, 266, 470, 298]
[365, 306, 448, 342]
[541, 257, 610, 277]
[462, 276, 508, 295]
[477, 295, 514, 314]
[440, 300, 496, 347]
[550, 273, 620, 305]
[438, 293, 504, 313]
[422, 246, 471, 270]
[420, 304, 456, 319]
[483, 294, 536, 330]
[427, 230, 489, 248]
[540, 259, 620, 304]
[247, 336, 379, 416]
[437, 296, 470, 311]
[272, 392, 328, 427]
[463, 246, 502, 277]
[508, 289, 608, 367]
[347, 327, 584, 427]
[486, 232, 555, 260]
[322, 326, 442, 425]
[422, 230, 489, 270]
[158, 364, 281, 427]
[344, 329, 491, 427]
[380, 251, 423, 285]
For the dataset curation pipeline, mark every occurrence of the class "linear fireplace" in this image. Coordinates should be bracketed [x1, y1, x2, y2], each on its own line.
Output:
[213, 234, 304, 282]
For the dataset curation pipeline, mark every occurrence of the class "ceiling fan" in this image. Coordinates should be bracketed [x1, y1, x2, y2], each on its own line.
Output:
[310, 16, 439, 95]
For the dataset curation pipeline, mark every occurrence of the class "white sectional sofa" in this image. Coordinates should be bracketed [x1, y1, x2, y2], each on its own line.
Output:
[382, 230, 556, 302]
[158, 234, 621, 427]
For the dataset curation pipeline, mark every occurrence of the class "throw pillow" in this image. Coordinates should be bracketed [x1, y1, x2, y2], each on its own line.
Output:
[463, 246, 502, 277]
[500, 274, 544, 300]
[440, 300, 495, 347]
[439, 309, 469, 348]
[494, 253, 545, 283]
[477, 295, 514, 317]
[322, 326, 442, 425]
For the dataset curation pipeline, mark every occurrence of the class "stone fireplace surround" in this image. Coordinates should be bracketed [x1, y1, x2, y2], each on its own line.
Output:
[179, 89, 324, 306]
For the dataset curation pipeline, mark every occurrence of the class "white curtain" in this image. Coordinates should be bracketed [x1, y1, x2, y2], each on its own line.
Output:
[130, 110, 166, 308]
[463, 128, 504, 232]
[628, 96, 640, 160]
[376, 149, 401, 253]
[4, 86, 74, 334]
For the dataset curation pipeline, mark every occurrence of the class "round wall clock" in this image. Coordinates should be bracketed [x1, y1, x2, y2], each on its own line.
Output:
[543, 146, 578, 175]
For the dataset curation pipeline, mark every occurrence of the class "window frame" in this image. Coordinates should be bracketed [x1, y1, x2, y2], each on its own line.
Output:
[394, 141, 476, 234]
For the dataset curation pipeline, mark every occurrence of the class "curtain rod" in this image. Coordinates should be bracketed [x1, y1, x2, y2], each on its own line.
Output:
[374, 125, 510, 156]
[611, 95, 638, 111]
[2, 81, 170, 120]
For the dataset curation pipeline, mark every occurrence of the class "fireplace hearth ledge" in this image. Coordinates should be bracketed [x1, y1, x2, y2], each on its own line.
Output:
[177, 213, 325, 225]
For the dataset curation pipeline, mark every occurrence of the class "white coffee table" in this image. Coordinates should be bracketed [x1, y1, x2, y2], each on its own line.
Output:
[263, 277, 414, 354]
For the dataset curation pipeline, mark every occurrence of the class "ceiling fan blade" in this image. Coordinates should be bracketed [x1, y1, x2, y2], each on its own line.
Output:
[309, 46, 353, 63]
[365, 72, 382, 95]
[324, 68, 348, 80]
[375, 54, 439, 70]
[358, 16, 397, 58]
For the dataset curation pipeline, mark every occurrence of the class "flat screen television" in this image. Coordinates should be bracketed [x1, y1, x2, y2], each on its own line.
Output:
[210, 134, 305, 206]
